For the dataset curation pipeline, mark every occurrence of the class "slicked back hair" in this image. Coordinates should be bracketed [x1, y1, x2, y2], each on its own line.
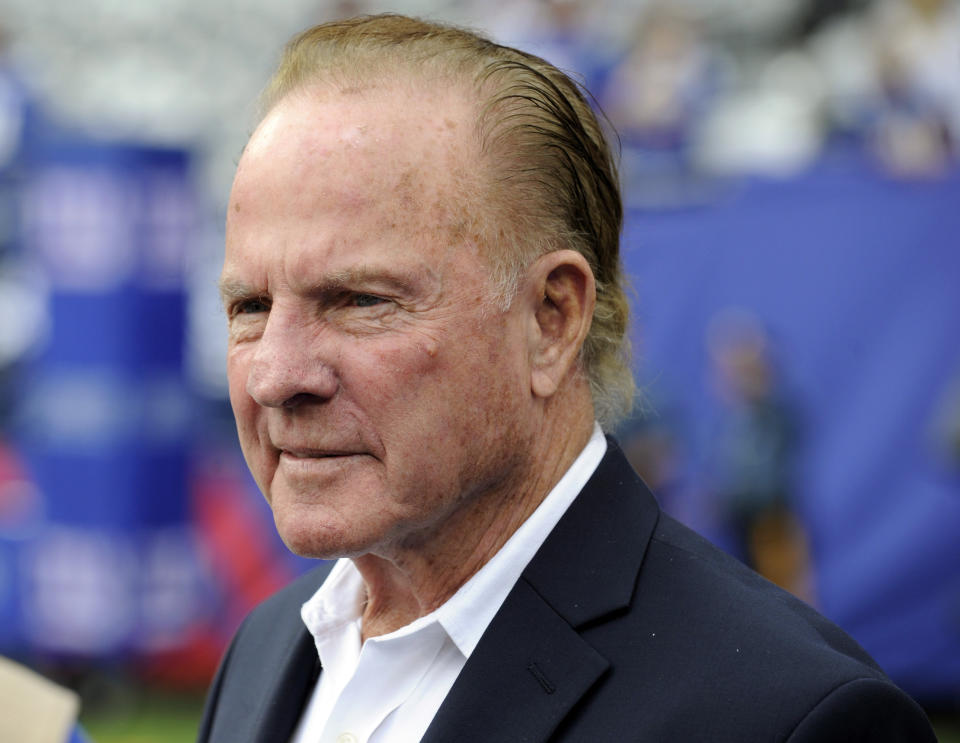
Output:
[260, 13, 634, 428]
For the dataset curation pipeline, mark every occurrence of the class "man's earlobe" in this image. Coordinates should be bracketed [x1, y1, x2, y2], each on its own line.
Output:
[528, 250, 596, 399]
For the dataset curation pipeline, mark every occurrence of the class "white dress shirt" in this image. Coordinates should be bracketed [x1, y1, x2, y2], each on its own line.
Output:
[289, 424, 607, 743]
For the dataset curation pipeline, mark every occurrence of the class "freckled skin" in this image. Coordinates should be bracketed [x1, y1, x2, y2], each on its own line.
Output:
[224, 87, 525, 575]
[222, 83, 596, 635]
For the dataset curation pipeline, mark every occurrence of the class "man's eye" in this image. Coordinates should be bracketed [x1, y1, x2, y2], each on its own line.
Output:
[234, 298, 270, 315]
[352, 294, 387, 308]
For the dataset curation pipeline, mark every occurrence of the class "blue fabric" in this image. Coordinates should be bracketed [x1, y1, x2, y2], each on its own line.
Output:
[621, 145, 960, 698]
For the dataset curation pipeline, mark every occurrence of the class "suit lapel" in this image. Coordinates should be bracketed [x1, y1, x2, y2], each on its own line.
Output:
[202, 565, 333, 743]
[422, 439, 660, 743]
[204, 612, 318, 743]
[250, 625, 319, 743]
[420, 577, 608, 743]
[523, 437, 658, 627]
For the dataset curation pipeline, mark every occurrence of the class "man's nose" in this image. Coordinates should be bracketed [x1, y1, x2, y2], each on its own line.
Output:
[245, 310, 338, 408]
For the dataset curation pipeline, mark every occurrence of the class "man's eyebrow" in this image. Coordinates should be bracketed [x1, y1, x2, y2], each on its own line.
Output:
[316, 266, 426, 294]
[216, 265, 435, 303]
[217, 279, 259, 303]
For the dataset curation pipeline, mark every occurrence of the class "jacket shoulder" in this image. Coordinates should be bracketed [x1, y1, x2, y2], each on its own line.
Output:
[578, 512, 935, 740]
[647, 513, 880, 672]
[784, 677, 937, 743]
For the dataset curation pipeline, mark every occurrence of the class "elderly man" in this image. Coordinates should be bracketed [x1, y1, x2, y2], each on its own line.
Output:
[199, 14, 935, 743]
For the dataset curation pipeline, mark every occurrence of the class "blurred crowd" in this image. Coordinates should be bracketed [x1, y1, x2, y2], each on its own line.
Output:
[484, 0, 960, 206]
[596, 0, 960, 182]
[2, 0, 959, 210]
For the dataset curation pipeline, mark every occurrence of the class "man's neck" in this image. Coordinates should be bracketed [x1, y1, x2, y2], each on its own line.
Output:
[353, 411, 596, 640]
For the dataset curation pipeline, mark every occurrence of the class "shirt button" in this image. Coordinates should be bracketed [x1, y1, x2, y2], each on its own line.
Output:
[336, 734, 358, 743]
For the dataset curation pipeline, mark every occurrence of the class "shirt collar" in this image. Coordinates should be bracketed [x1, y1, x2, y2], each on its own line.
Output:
[300, 557, 365, 643]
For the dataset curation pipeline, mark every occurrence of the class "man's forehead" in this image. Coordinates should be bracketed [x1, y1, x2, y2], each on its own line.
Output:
[244, 83, 472, 165]
[229, 84, 482, 242]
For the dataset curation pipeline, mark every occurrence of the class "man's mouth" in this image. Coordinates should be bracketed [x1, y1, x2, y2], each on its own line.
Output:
[278, 447, 365, 460]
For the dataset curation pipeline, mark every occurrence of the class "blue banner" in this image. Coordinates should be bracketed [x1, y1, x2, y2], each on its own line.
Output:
[1, 133, 202, 657]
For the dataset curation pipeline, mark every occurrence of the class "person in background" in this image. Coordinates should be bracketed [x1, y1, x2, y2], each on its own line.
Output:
[198, 14, 936, 742]
[706, 309, 814, 603]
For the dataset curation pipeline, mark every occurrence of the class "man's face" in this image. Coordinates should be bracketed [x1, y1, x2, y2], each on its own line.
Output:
[221, 86, 536, 559]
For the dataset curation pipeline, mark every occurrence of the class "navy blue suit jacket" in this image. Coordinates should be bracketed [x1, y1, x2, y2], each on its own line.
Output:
[198, 439, 936, 742]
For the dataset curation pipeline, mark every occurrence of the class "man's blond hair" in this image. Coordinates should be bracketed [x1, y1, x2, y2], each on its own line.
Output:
[261, 14, 634, 427]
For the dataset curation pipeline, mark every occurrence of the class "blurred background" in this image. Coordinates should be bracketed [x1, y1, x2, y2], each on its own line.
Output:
[0, 0, 957, 740]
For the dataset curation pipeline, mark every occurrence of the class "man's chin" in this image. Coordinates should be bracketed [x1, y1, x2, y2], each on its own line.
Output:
[274, 512, 377, 561]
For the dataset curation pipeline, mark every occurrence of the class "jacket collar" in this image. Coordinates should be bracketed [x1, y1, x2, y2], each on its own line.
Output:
[421, 438, 660, 743]
[226, 566, 329, 743]
[523, 436, 659, 627]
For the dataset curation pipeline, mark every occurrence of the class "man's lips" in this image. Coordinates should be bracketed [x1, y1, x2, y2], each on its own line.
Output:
[277, 447, 367, 459]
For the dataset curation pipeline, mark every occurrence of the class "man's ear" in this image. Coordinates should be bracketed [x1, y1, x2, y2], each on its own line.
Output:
[524, 249, 596, 399]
